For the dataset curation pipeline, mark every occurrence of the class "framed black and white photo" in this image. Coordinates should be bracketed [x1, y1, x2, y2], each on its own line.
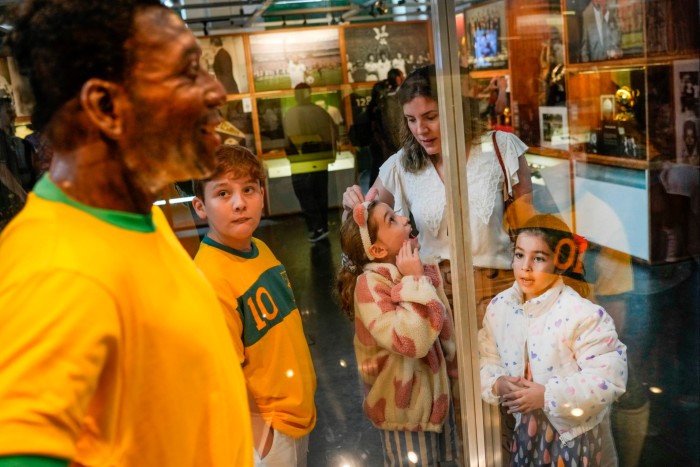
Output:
[539, 106, 569, 149]
[464, 0, 508, 71]
[249, 28, 342, 92]
[674, 58, 700, 164]
[344, 21, 431, 83]
[198, 35, 249, 95]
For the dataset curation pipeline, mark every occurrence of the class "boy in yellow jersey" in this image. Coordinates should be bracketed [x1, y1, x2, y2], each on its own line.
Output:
[192, 145, 317, 467]
[0, 2, 252, 466]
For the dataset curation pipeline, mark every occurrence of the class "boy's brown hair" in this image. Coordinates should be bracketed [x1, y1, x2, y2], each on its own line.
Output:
[192, 144, 265, 201]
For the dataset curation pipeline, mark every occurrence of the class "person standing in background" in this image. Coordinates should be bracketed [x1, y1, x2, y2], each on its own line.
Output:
[0, 1, 253, 466]
[283, 83, 338, 242]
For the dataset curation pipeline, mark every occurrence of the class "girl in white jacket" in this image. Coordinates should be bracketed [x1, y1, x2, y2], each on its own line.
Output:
[479, 214, 627, 466]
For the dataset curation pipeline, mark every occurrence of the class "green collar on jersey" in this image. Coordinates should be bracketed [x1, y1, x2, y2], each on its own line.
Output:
[203, 235, 259, 259]
[34, 174, 156, 233]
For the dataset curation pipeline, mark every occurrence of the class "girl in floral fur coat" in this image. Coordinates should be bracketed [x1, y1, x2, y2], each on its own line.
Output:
[337, 189, 460, 466]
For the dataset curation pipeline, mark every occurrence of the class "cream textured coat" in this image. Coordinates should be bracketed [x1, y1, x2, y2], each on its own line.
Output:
[353, 260, 456, 432]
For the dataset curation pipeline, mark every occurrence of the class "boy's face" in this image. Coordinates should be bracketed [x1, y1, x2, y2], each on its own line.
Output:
[192, 172, 264, 251]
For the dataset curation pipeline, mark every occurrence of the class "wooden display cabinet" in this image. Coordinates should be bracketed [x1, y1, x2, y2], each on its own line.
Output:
[477, 0, 700, 264]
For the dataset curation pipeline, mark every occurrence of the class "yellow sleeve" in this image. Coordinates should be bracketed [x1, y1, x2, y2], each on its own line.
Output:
[0, 271, 120, 459]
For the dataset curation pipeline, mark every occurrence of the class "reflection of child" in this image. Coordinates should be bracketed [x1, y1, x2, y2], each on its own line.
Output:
[192, 146, 317, 466]
[479, 214, 627, 465]
[336, 190, 459, 466]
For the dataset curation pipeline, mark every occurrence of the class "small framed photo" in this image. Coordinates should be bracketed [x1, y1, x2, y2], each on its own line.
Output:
[600, 94, 615, 120]
[464, 0, 508, 71]
[539, 106, 569, 149]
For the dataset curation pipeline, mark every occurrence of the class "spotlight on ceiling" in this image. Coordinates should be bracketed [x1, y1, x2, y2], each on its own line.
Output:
[374, 1, 388, 15]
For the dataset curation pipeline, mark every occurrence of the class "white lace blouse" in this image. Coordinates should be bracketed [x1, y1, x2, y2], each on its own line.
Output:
[378, 130, 528, 268]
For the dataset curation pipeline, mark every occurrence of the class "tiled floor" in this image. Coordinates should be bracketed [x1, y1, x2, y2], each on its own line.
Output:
[252, 211, 700, 467]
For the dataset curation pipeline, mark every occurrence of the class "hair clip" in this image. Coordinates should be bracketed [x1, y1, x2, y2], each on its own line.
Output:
[353, 201, 375, 261]
[573, 234, 588, 254]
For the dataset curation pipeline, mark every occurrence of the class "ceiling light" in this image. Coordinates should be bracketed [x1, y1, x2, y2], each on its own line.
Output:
[374, 1, 388, 15]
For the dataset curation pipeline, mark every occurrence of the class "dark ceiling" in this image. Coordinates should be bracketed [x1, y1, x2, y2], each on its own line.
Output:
[0, 0, 476, 38]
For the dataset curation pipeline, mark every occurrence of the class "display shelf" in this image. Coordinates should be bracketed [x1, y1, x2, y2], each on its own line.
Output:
[571, 151, 650, 171]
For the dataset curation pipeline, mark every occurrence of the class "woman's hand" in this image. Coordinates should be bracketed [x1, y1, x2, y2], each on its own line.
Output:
[396, 240, 423, 277]
[342, 185, 364, 222]
[342, 185, 364, 212]
[501, 379, 545, 414]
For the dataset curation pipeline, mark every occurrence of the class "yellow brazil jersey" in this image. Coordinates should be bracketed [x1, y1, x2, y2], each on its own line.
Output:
[195, 237, 317, 438]
[0, 176, 252, 466]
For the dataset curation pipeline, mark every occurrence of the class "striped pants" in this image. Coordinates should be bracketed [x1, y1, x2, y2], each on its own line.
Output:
[379, 403, 461, 466]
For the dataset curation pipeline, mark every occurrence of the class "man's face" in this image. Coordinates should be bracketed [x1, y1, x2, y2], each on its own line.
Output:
[121, 8, 226, 193]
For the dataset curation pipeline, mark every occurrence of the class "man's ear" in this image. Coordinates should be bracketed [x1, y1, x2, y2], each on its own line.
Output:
[259, 183, 265, 208]
[192, 196, 208, 220]
[80, 79, 124, 140]
[369, 243, 388, 259]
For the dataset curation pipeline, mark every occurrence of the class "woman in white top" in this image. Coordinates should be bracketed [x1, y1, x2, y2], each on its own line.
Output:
[342, 64, 535, 324]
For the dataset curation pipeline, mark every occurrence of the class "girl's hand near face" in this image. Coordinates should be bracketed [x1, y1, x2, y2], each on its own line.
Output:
[396, 240, 423, 277]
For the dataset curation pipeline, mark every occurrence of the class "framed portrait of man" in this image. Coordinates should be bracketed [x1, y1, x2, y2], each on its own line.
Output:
[565, 0, 643, 64]
[197, 35, 249, 95]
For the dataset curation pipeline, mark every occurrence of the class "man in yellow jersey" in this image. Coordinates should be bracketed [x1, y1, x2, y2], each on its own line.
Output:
[0, 1, 253, 466]
[192, 145, 317, 466]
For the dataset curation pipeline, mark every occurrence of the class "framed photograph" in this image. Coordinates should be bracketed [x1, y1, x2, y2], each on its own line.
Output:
[539, 106, 569, 149]
[464, 0, 508, 71]
[1, 57, 34, 119]
[344, 21, 431, 83]
[674, 59, 699, 164]
[249, 28, 342, 92]
[600, 94, 615, 120]
[565, 0, 643, 64]
[198, 35, 249, 95]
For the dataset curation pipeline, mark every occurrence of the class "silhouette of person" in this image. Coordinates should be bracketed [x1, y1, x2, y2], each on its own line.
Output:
[211, 37, 239, 94]
[283, 83, 338, 242]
